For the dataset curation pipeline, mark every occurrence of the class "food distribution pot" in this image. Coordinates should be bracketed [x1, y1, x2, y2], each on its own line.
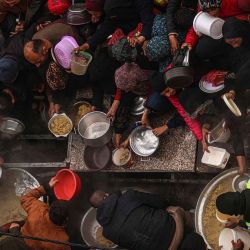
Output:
[129, 126, 159, 157]
[78, 111, 112, 147]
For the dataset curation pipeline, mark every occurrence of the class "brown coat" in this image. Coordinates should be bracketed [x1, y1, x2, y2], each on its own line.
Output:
[20, 186, 71, 250]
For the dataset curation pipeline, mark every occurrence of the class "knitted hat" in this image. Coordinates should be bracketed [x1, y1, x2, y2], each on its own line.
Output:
[0, 56, 19, 84]
[48, 0, 71, 15]
[85, 0, 104, 12]
[199, 0, 222, 11]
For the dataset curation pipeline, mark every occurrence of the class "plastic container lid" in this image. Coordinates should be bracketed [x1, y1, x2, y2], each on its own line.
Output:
[201, 146, 230, 168]
[222, 94, 242, 117]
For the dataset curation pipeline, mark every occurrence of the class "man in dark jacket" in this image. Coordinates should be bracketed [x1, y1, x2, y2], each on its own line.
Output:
[77, 0, 154, 50]
[90, 189, 207, 250]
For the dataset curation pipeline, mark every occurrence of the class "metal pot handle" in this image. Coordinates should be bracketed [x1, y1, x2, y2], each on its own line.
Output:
[182, 49, 190, 67]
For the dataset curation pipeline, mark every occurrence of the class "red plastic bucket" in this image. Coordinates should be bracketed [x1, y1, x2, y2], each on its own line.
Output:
[54, 169, 82, 200]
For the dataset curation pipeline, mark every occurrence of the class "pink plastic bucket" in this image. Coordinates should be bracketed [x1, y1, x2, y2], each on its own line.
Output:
[54, 36, 79, 69]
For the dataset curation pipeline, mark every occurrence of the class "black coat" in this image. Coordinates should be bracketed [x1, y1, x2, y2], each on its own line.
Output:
[88, 0, 153, 48]
[97, 190, 176, 250]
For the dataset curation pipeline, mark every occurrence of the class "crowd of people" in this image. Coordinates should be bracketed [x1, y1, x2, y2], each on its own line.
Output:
[0, 0, 250, 173]
[0, 0, 250, 248]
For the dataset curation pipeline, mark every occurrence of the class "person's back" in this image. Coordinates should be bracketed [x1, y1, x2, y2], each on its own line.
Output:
[96, 190, 175, 250]
[20, 179, 70, 250]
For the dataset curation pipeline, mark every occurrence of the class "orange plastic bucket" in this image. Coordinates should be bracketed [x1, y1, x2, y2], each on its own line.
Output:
[54, 169, 82, 200]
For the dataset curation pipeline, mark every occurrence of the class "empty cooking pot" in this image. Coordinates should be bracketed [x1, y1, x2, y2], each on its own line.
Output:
[207, 120, 231, 144]
[0, 117, 25, 140]
[78, 111, 112, 147]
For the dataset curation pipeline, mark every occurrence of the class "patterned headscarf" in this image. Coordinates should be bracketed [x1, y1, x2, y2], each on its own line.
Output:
[46, 62, 68, 90]
[115, 63, 152, 96]
[199, 0, 222, 11]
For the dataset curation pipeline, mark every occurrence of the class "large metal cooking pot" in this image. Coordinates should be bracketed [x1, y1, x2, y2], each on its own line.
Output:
[78, 111, 112, 147]
[129, 126, 159, 157]
[0, 117, 25, 140]
[80, 207, 117, 248]
[67, 3, 91, 26]
[195, 168, 238, 249]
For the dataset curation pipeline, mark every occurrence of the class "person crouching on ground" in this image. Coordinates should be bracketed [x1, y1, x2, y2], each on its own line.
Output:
[89, 189, 207, 250]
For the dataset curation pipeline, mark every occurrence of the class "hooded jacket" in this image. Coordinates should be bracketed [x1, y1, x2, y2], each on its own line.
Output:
[97, 190, 175, 250]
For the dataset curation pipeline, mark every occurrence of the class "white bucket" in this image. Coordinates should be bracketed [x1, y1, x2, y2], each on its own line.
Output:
[219, 228, 250, 250]
[201, 146, 230, 169]
[193, 11, 225, 39]
[71, 51, 92, 76]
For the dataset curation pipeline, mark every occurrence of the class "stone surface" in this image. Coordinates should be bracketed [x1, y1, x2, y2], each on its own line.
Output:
[69, 126, 197, 172]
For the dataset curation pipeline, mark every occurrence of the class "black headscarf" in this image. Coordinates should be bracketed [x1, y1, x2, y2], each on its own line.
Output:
[179, 232, 207, 250]
[216, 191, 246, 216]
[222, 17, 250, 46]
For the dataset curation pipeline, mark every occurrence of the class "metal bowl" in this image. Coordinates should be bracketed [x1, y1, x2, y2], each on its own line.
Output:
[232, 174, 250, 192]
[195, 168, 239, 249]
[67, 4, 91, 26]
[70, 101, 92, 126]
[0, 117, 25, 135]
[80, 207, 117, 248]
[129, 126, 159, 157]
[131, 97, 146, 116]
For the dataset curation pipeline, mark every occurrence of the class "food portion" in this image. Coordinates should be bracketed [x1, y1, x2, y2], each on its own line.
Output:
[75, 103, 91, 125]
[95, 226, 116, 248]
[49, 115, 72, 136]
[73, 53, 89, 65]
[113, 148, 131, 166]
[203, 176, 236, 250]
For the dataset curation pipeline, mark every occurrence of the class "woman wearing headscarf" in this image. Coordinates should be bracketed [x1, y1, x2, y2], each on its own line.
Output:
[222, 17, 250, 91]
[216, 184, 250, 230]
[108, 62, 152, 147]
[182, 0, 248, 63]
[146, 0, 198, 71]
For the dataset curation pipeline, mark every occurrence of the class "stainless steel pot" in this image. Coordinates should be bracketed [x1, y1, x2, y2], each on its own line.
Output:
[131, 97, 146, 116]
[67, 3, 91, 26]
[78, 111, 112, 147]
[129, 126, 159, 157]
[0, 117, 25, 139]
[195, 168, 238, 249]
[80, 207, 117, 248]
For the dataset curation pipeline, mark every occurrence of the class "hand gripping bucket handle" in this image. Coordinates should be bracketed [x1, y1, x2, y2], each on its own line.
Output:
[182, 49, 190, 67]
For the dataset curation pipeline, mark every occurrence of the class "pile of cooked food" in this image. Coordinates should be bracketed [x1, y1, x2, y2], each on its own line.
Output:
[203, 176, 236, 250]
[75, 103, 91, 125]
[113, 148, 131, 166]
[96, 226, 116, 248]
[49, 115, 72, 136]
